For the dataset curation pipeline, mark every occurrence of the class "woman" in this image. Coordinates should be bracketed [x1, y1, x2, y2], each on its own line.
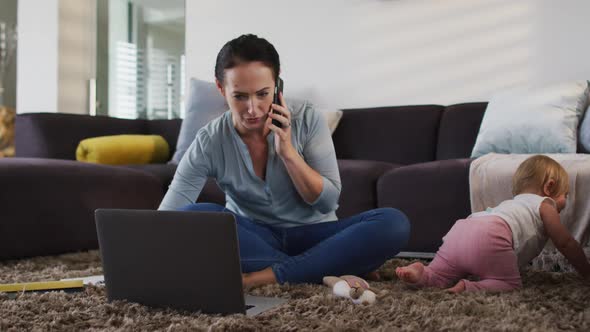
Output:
[159, 34, 410, 287]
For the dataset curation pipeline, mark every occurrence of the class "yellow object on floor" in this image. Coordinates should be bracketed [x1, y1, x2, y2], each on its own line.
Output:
[0, 280, 83, 293]
[76, 134, 169, 165]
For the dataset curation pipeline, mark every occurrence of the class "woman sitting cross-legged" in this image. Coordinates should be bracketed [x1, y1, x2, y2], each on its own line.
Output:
[159, 34, 410, 287]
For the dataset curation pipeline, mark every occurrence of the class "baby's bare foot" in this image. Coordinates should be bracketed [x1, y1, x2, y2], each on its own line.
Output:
[395, 262, 424, 284]
[446, 280, 466, 293]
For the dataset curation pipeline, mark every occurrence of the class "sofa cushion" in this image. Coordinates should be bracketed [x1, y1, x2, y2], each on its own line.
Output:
[15, 113, 145, 160]
[579, 105, 590, 153]
[377, 158, 473, 252]
[336, 159, 399, 219]
[145, 118, 182, 159]
[122, 163, 178, 193]
[171, 78, 228, 164]
[333, 105, 444, 165]
[436, 102, 487, 160]
[471, 80, 590, 157]
[15, 113, 181, 162]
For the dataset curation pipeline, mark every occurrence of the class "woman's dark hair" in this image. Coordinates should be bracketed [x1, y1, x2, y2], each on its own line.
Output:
[214, 34, 280, 84]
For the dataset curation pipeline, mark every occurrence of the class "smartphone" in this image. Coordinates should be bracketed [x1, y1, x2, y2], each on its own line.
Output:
[272, 77, 284, 128]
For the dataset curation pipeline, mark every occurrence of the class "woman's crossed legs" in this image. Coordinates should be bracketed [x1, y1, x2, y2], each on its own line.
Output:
[180, 203, 410, 286]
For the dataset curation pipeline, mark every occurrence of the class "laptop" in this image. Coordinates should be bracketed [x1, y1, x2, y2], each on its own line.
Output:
[95, 209, 286, 316]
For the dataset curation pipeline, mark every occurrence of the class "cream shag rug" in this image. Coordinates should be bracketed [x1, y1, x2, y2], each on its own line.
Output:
[1, 251, 589, 331]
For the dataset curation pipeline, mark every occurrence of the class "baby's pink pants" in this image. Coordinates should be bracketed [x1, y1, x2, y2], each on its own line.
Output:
[416, 215, 522, 292]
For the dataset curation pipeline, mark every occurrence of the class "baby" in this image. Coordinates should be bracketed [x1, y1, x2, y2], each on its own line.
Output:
[396, 155, 590, 292]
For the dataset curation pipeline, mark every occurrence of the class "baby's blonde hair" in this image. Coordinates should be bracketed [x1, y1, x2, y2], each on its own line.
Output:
[512, 155, 569, 197]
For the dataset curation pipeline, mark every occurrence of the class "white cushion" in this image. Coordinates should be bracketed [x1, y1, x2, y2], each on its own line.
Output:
[471, 80, 590, 158]
[318, 107, 343, 134]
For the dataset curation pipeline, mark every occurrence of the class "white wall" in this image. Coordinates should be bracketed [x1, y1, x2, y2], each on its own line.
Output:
[17, 0, 96, 114]
[186, 0, 590, 109]
[58, 0, 96, 115]
[17, 0, 59, 113]
[107, 0, 129, 118]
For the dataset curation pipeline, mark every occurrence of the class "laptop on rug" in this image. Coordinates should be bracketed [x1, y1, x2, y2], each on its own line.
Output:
[95, 209, 286, 316]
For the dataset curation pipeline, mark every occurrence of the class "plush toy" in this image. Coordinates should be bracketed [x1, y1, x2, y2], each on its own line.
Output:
[323, 275, 377, 305]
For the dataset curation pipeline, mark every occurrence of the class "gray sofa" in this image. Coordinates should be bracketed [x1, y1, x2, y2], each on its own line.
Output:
[1, 102, 488, 260]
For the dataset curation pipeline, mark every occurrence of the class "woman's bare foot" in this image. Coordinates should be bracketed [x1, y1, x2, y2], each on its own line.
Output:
[242, 267, 277, 288]
[395, 262, 425, 284]
[446, 280, 466, 293]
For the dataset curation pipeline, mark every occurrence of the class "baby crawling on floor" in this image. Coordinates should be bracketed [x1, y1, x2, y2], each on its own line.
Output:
[396, 155, 590, 293]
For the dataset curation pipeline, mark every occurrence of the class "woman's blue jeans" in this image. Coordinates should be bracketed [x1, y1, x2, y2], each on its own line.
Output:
[179, 203, 411, 284]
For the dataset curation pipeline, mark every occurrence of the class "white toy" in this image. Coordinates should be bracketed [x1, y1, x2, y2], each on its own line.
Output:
[323, 275, 377, 305]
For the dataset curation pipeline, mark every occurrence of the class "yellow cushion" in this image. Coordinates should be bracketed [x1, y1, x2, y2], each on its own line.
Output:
[76, 134, 169, 165]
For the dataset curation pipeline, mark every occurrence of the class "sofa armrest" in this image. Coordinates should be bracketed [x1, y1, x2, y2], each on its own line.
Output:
[0, 158, 164, 260]
[377, 158, 473, 252]
[15, 113, 145, 160]
[337, 159, 399, 218]
[125, 163, 225, 206]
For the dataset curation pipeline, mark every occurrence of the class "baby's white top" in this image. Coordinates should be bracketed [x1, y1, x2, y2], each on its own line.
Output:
[472, 193, 556, 268]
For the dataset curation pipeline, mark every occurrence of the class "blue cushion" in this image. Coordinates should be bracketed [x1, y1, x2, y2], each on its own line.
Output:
[579, 105, 590, 153]
[171, 78, 227, 164]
